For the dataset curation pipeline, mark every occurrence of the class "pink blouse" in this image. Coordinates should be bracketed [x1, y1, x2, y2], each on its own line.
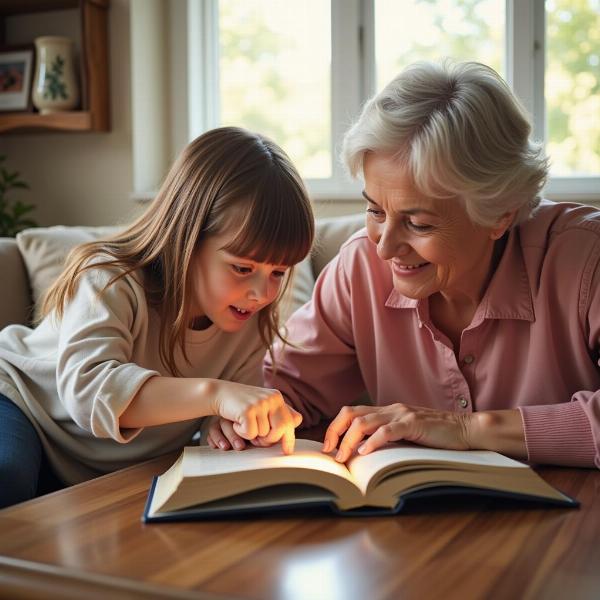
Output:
[264, 201, 600, 468]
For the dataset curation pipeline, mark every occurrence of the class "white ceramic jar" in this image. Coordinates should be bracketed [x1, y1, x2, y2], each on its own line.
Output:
[32, 36, 79, 113]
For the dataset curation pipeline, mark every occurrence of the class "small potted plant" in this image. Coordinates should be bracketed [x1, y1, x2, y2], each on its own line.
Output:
[0, 155, 36, 237]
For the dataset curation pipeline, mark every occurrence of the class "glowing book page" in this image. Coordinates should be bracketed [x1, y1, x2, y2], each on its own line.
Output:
[181, 439, 353, 482]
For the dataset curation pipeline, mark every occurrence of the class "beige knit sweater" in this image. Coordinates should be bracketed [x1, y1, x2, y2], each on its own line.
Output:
[0, 264, 265, 484]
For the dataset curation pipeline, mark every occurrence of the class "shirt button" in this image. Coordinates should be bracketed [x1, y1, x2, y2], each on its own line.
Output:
[463, 355, 474, 364]
[458, 396, 469, 408]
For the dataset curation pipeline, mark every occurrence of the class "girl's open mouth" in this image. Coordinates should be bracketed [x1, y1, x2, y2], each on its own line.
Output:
[229, 305, 253, 320]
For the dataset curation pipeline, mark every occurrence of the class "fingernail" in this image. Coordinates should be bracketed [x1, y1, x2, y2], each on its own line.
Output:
[322, 440, 330, 453]
[234, 440, 245, 450]
[357, 443, 366, 455]
[335, 451, 343, 462]
[219, 441, 227, 450]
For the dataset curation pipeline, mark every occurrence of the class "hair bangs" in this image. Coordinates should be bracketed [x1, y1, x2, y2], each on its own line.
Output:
[221, 174, 313, 267]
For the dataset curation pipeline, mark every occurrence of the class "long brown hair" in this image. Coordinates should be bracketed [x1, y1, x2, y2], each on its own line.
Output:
[41, 127, 314, 375]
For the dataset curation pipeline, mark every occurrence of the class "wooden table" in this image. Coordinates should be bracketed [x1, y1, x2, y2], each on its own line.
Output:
[0, 450, 598, 600]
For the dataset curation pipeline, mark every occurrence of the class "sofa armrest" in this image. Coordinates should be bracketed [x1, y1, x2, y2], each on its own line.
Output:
[0, 238, 32, 329]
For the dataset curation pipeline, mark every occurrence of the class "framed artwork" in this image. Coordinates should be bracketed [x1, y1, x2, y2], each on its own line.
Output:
[0, 47, 34, 112]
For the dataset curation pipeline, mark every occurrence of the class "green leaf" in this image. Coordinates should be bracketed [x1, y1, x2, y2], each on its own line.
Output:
[0, 157, 35, 237]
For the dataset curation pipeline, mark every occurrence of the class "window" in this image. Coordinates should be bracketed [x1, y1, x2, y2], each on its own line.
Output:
[218, 0, 331, 179]
[545, 0, 600, 177]
[374, 0, 505, 88]
[185, 0, 599, 201]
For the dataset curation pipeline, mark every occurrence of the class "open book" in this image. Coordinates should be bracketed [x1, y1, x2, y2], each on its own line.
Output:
[142, 440, 576, 522]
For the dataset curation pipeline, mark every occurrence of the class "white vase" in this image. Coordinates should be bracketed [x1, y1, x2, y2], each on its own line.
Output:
[32, 36, 79, 114]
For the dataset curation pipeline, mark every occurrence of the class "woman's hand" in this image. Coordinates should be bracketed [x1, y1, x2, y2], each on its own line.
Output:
[323, 403, 472, 462]
[210, 381, 303, 454]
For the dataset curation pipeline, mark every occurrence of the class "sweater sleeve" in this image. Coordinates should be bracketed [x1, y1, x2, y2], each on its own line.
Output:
[56, 266, 160, 443]
[264, 251, 365, 427]
[520, 242, 600, 468]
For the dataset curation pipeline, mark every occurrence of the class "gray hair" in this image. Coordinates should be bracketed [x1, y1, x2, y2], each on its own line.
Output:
[341, 60, 549, 227]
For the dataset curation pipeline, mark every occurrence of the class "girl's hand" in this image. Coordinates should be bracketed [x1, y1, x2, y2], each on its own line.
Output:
[323, 404, 471, 462]
[206, 417, 276, 451]
[206, 416, 247, 451]
[210, 381, 303, 454]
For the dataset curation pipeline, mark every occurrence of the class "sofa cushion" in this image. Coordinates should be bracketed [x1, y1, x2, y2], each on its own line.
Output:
[15, 225, 315, 322]
[14, 213, 366, 325]
[279, 256, 314, 323]
[311, 212, 365, 276]
[279, 213, 365, 322]
[16, 226, 122, 315]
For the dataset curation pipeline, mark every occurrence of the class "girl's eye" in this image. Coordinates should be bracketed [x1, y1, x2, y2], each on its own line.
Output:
[232, 264, 252, 275]
[406, 220, 433, 232]
[366, 207, 385, 221]
[271, 270, 287, 279]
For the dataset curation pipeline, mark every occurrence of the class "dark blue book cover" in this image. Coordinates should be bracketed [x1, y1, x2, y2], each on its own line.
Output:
[141, 442, 578, 523]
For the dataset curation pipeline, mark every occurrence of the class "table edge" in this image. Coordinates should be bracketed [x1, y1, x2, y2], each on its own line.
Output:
[0, 555, 226, 600]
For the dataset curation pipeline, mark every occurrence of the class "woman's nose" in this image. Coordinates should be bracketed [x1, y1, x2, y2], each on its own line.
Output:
[376, 225, 410, 261]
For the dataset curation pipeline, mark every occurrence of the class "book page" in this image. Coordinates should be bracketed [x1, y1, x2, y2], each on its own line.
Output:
[346, 443, 528, 495]
[159, 484, 337, 517]
[182, 439, 353, 482]
[152, 439, 368, 515]
[148, 453, 183, 517]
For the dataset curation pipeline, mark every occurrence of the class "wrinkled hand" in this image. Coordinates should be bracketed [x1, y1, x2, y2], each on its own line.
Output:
[323, 403, 472, 462]
[210, 381, 302, 454]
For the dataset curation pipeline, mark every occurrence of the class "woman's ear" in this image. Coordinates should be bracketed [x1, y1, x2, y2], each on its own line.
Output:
[489, 211, 516, 240]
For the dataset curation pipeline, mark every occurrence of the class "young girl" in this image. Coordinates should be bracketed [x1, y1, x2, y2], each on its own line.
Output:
[0, 127, 313, 508]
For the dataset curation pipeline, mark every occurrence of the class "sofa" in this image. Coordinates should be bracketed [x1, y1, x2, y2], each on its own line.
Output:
[0, 213, 366, 331]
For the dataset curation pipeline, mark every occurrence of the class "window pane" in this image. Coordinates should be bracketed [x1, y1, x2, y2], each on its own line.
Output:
[218, 0, 331, 179]
[374, 0, 504, 91]
[546, 0, 600, 176]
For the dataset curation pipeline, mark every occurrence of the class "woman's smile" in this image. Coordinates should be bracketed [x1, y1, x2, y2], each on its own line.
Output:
[391, 259, 431, 278]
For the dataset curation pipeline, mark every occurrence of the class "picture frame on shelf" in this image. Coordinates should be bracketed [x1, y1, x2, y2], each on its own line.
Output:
[0, 47, 34, 112]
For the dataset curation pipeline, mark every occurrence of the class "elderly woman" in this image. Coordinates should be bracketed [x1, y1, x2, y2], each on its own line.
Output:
[209, 60, 599, 469]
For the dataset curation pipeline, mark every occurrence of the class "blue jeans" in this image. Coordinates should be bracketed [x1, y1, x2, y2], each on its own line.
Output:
[0, 392, 64, 508]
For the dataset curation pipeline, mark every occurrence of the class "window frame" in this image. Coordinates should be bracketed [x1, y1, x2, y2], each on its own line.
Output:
[506, 0, 600, 202]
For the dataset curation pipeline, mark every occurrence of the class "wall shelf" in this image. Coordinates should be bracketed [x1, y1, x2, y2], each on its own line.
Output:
[0, 110, 92, 133]
[0, 0, 110, 134]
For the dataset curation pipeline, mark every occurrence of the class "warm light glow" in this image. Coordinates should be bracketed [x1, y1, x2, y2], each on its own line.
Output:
[182, 440, 351, 480]
[279, 532, 376, 600]
[267, 451, 351, 480]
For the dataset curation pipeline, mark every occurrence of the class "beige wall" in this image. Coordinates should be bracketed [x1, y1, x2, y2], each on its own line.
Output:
[1, 0, 146, 228]
[0, 0, 362, 229]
